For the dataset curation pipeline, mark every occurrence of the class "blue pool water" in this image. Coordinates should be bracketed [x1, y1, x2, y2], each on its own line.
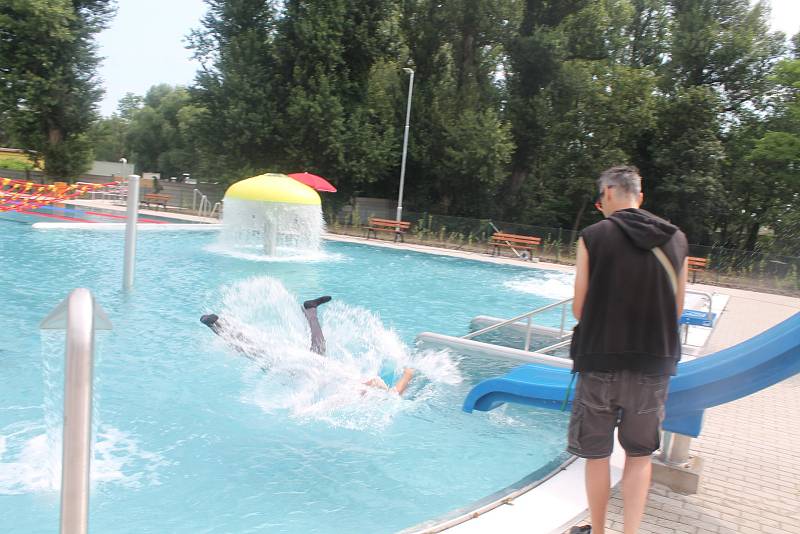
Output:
[0, 203, 185, 224]
[0, 222, 576, 533]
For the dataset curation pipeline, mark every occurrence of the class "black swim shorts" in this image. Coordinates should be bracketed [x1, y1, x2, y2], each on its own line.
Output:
[567, 369, 669, 459]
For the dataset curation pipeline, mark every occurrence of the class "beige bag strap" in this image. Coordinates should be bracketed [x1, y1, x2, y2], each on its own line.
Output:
[652, 247, 678, 296]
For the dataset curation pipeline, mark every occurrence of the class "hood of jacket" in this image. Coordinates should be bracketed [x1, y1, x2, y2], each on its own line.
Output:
[608, 208, 678, 250]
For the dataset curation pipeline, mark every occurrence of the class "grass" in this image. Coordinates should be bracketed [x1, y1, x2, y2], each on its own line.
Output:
[0, 151, 40, 171]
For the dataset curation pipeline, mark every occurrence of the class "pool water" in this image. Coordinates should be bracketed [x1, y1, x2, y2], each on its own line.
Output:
[0, 203, 182, 224]
[0, 223, 575, 533]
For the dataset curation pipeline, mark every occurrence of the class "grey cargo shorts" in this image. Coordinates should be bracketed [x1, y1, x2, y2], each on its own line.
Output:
[567, 369, 669, 459]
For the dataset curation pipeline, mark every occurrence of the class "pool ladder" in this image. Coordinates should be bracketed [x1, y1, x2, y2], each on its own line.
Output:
[192, 189, 221, 218]
[463, 297, 574, 353]
[416, 298, 575, 367]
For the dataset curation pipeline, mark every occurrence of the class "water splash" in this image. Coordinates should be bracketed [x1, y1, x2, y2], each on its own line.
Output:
[209, 277, 462, 430]
[0, 421, 166, 495]
[503, 271, 575, 300]
[0, 332, 167, 495]
[218, 198, 325, 258]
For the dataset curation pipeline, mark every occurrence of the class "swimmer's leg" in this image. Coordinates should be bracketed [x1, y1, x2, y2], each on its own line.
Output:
[302, 296, 331, 355]
[392, 368, 415, 396]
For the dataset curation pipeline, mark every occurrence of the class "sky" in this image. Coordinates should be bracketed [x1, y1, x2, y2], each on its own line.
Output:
[95, 0, 800, 117]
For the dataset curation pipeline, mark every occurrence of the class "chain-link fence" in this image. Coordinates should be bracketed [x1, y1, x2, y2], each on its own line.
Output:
[325, 209, 800, 295]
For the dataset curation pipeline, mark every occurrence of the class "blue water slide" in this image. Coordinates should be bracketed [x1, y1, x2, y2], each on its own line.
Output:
[463, 313, 800, 437]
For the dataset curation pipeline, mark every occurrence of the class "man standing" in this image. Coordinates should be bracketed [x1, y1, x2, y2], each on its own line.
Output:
[568, 166, 688, 534]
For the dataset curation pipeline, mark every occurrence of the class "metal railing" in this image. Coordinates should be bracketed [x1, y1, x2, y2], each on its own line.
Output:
[325, 209, 800, 294]
[40, 288, 112, 534]
[209, 201, 221, 218]
[192, 188, 219, 218]
[463, 297, 573, 351]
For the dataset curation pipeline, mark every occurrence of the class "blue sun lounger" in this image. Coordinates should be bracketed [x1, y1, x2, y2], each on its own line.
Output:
[463, 313, 800, 437]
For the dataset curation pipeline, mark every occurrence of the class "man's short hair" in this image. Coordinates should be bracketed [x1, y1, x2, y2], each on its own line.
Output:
[597, 165, 642, 199]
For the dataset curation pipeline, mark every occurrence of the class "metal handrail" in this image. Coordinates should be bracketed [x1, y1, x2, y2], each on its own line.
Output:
[199, 195, 212, 217]
[462, 297, 574, 341]
[192, 189, 203, 212]
[40, 289, 112, 534]
[685, 289, 714, 316]
[536, 338, 573, 354]
[209, 201, 221, 218]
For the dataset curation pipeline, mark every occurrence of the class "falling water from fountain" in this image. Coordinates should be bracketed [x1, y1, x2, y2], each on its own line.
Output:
[217, 174, 325, 258]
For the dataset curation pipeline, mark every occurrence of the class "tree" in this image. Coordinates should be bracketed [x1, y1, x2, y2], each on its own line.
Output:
[125, 85, 199, 180]
[665, 0, 785, 113]
[274, 0, 401, 196]
[87, 115, 129, 162]
[648, 86, 726, 243]
[389, 0, 517, 216]
[740, 58, 800, 253]
[188, 0, 280, 181]
[0, 0, 114, 179]
[502, 0, 590, 217]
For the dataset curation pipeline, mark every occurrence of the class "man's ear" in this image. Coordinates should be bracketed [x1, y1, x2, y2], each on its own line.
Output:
[638, 192, 644, 207]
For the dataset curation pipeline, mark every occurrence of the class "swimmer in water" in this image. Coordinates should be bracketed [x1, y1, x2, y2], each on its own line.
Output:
[200, 296, 415, 395]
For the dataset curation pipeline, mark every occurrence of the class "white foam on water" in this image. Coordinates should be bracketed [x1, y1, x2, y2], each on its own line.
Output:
[504, 272, 575, 300]
[213, 277, 462, 430]
[0, 422, 166, 495]
[204, 242, 344, 263]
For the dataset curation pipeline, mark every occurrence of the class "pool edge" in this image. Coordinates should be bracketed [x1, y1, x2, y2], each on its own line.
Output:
[397, 453, 576, 534]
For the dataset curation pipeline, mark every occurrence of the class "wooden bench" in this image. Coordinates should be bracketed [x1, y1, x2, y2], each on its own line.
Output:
[141, 193, 170, 210]
[688, 256, 708, 283]
[489, 232, 541, 261]
[364, 217, 411, 242]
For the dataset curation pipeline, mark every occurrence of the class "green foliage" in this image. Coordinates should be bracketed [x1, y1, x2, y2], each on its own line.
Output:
[124, 85, 199, 179]
[0, 0, 114, 179]
[87, 115, 129, 162]
[20, 0, 791, 257]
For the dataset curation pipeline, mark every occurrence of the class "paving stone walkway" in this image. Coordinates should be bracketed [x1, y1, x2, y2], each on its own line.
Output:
[567, 286, 800, 534]
[581, 373, 800, 534]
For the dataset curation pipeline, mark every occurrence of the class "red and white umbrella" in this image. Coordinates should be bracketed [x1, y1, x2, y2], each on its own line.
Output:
[287, 172, 337, 193]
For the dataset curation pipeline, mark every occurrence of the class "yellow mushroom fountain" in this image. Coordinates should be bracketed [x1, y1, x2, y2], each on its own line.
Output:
[220, 173, 324, 256]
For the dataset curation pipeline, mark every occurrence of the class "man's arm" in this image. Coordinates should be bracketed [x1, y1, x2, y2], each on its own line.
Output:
[676, 257, 688, 317]
[573, 237, 589, 320]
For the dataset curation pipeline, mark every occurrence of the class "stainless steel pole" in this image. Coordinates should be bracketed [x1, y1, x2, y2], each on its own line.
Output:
[60, 289, 95, 534]
[40, 290, 112, 534]
[661, 431, 692, 465]
[664, 432, 692, 465]
[396, 68, 415, 223]
[123, 175, 140, 291]
[40, 289, 111, 534]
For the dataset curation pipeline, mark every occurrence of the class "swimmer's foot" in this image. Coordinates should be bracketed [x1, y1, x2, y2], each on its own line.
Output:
[200, 314, 219, 327]
[303, 296, 332, 309]
[200, 313, 223, 334]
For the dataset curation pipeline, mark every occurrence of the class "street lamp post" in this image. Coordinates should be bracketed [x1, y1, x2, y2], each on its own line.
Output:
[396, 68, 415, 224]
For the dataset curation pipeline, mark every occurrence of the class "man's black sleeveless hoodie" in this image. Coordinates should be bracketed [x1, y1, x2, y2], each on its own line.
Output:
[571, 208, 688, 376]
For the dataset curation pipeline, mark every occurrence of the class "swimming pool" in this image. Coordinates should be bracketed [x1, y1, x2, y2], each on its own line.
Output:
[0, 203, 183, 224]
[0, 222, 575, 533]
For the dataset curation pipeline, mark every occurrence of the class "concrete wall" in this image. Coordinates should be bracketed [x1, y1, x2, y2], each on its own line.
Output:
[339, 197, 396, 224]
[88, 160, 135, 177]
